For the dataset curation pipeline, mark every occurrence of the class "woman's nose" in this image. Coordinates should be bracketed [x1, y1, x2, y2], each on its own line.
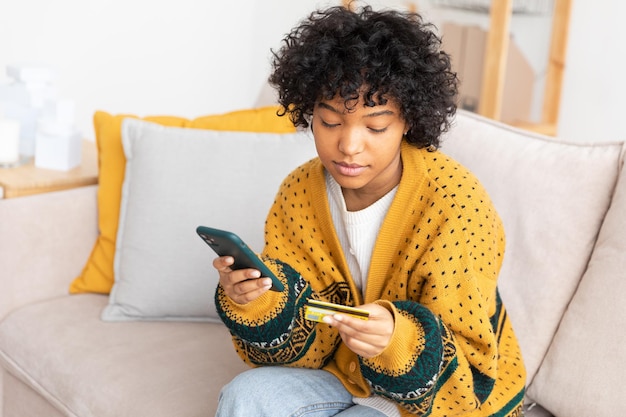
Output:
[338, 128, 364, 156]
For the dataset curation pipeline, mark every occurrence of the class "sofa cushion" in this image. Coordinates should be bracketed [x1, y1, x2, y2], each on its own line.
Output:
[524, 403, 555, 417]
[0, 186, 98, 322]
[0, 294, 249, 417]
[440, 111, 623, 383]
[70, 106, 296, 295]
[3, 372, 66, 417]
[101, 118, 317, 321]
[528, 144, 626, 417]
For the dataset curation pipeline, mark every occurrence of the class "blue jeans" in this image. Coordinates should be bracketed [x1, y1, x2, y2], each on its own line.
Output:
[215, 367, 387, 417]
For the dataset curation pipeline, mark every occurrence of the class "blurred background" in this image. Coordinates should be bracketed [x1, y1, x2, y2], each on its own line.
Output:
[0, 0, 623, 144]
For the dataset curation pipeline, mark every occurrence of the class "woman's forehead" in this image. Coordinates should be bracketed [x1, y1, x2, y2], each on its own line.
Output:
[317, 93, 400, 113]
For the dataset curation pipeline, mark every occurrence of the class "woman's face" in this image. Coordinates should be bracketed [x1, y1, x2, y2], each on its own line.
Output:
[312, 95, 407, 211]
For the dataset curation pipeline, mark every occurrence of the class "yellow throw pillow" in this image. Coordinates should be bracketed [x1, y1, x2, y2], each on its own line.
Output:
[190, 106, 295, 133]
[69, 106, 295, 294]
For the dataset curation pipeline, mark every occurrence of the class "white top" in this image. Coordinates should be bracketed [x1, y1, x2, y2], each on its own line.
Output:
[325, 171, 401, 417]
[325, 172, 398, 292]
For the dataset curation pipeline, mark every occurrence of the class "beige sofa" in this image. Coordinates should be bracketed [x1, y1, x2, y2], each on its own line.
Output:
[1, 110, 625, 417]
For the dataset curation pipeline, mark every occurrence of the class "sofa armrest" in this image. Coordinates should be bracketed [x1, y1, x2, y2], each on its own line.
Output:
[0, 185, 98, 320]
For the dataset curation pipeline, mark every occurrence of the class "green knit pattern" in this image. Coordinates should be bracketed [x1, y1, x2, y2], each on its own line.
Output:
[216, 258, 320, 366]
[361, 300, 455, 414]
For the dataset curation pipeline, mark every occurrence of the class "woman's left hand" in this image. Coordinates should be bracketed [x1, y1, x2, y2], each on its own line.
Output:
[323, 303, 394, 359]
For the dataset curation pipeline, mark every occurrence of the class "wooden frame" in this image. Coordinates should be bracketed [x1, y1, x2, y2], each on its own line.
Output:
[479, 0, 572, 135]
[542, 0, 572, 127]
[478, 0, 513, 121]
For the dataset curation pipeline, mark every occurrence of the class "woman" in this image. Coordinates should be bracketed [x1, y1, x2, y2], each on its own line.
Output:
[213, 6, 526, 416]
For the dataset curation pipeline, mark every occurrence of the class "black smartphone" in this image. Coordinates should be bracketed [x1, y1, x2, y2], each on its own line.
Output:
[196, 226, 284, 292]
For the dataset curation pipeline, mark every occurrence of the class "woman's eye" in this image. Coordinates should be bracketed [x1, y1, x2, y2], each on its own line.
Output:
[321, 120, 340, 128]
[369, 126, 388, 133]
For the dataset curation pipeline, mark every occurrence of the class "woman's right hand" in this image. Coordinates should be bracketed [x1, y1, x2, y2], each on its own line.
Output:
[212, 256, 273, 304]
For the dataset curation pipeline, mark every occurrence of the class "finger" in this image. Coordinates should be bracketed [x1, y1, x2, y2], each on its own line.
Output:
[335, 324, 391, 358]
[323, 310, 394, 358]
[226, 267, 260, 285]
[323, 313, 371, 334]
[233, 275, 272, 294]
[212, 256, 235, 273]
[230, 277, 273, 304]
[340, 336, 381, 359]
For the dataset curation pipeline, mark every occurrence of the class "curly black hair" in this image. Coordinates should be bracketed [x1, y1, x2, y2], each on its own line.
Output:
[268, 6, 458, 149]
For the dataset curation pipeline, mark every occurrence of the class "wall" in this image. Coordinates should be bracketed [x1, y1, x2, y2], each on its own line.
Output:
[557, 0, 626, 143]
[1, 0, 624, 143]
[0, 0, 335, 139]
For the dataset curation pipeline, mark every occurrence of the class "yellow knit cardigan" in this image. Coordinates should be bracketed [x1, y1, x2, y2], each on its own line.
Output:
[216, 143, 526, 416]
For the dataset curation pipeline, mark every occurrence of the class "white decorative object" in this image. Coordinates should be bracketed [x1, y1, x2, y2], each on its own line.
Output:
[0, 64, 58, 158]
[0, 118, 21, 166]
[0, 99, 38, 157]
[6, 64, 56, 84]
[35, 99, 81, 171]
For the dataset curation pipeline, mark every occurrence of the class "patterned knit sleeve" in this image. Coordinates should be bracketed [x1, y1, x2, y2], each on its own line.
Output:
[215, 257, 315, 366]
[215, 257, 345, 369]
[359, 299, 496, 415]
[216, 159, 351, 370]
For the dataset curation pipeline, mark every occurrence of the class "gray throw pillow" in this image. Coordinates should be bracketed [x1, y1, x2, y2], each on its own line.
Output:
[101, 118, 317, 322]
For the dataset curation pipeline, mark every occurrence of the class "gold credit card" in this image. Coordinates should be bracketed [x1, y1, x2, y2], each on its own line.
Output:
[304, 299, 370, 322]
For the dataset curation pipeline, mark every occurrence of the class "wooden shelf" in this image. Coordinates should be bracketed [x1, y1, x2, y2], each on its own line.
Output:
[0, 140, 98, 199]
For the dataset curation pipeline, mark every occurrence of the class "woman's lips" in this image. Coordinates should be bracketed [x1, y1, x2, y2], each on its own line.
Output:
[334, 161, 366, 177]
